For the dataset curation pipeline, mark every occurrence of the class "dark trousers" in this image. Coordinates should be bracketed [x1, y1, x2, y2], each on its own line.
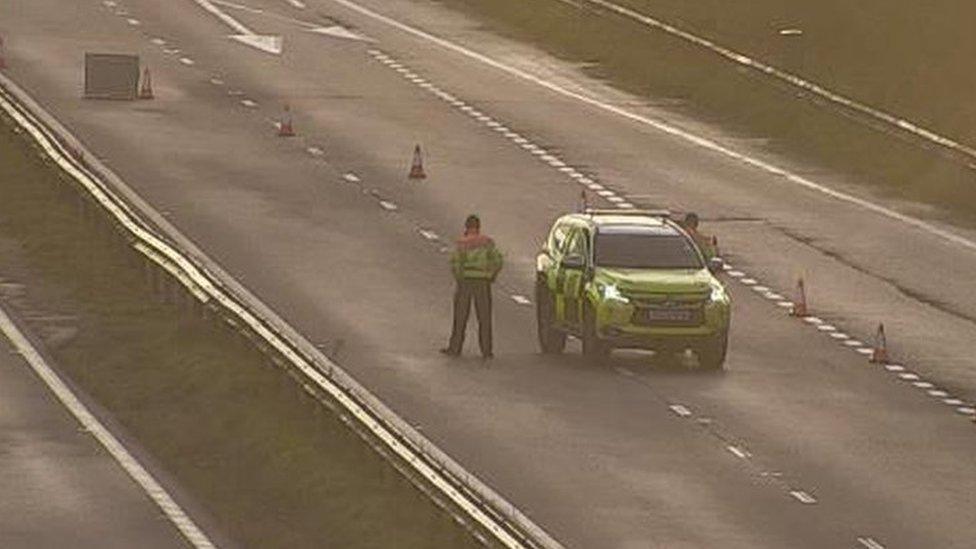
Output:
[447, 278, 493, 356]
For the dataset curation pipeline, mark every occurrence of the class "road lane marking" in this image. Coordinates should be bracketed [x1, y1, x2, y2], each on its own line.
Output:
[911, 381, 934, 389]
[776, 301, 794, 308]
[511, 295, 532, 306]
[240, 99, 258, 108]
[306, 146, 324, 157]
[802, 316, 823, 325]
[0, 306, 217, 548]
[342, 172, 361, 183]
[192, 0, 283, 54]
[829, 331, 849, 339]
[379, 200, 398, 211]
[751, 285, 769, 292]
[329, 0, 976, 256]
[668, 404, 692, 418]
[179, 57, 196, 66]
[418, 229, 439, 241]
[843, 339, 864, 347]
[285, 0, 306, 7]
[789, 490, 817, 504]
[943, 398, 964, 406]
[726, 445, 749, 459]
[927, 389, 949, 397]
[897, 372, 920, 381]
[857, 537, 886, 549]
[957, 406, 976, 415]
[855, 347, 874, 356]
[883, 364, 905, 371]
[126, 18, 141, 26]
[727, 270, 744, 277]
[739, 278, 756, 285]
[816, 324, 836, 331]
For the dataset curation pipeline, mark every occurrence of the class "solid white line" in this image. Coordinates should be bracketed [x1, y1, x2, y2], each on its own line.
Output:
[789, 490, 817, 504]
[577, 0, 976, 166]
[327, 0, 976, 255]
[0, 306, 217, 549]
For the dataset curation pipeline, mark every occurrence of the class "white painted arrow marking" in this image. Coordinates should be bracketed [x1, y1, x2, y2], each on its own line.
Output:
[192, 0, 283, 54]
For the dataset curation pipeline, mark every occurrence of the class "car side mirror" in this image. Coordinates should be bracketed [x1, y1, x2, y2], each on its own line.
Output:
[707, 257, 724, 274]
[561, 254, 586, 270]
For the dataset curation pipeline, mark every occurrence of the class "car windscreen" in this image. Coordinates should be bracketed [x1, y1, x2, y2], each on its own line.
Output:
[594, 230, 702, 269]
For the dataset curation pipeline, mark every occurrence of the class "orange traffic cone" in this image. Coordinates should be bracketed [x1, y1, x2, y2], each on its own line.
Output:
[138, 67, 154, 99]
[277, 104, 295, 137]
[408, 144, 426, 179]
[790, 277, 808, 317]
[870, 323, 889, 364]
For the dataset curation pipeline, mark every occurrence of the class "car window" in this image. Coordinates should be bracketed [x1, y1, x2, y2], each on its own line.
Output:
[594, 231, 702, 269]
[564, 228, 588, 258]
[548, 222, 570, 255]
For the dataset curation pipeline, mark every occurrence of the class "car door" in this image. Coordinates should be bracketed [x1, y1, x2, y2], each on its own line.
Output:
[558, 228, 589, 326]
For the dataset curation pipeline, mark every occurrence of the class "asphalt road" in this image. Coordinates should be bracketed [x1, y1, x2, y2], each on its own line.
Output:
[4, 0, 976, 547]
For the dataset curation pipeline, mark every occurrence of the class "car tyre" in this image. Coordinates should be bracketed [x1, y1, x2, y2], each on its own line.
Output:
[581, 303, 609, 358]
[536, 280, 566, 354]
[697, 332, 728, 371]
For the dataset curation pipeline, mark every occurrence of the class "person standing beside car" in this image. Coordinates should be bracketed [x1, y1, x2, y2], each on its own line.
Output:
[440, 214, 504, 359]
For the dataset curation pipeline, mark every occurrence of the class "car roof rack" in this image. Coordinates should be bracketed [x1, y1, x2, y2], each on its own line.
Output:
[581, 208, 673, 218]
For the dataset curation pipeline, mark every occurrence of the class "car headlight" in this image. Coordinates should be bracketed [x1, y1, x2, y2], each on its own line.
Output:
[710, 285, 726, 303]
[602, 284, 630, 303]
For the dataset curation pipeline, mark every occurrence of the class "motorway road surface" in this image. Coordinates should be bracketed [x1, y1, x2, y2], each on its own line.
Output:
[4, 0, 976, 547]
[0, 308, 189, 548]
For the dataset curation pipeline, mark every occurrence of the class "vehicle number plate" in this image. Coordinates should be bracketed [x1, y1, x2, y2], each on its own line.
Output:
[643, 308, 694, 322]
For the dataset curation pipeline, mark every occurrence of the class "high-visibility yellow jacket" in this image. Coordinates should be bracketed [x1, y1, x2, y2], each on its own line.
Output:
[451, 233, 504, 281]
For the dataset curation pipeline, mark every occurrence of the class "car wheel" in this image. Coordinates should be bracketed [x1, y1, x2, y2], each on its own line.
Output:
[536, 280, 566, 354]
[581, 303, 609, 358]
[697, 332, 728, 371]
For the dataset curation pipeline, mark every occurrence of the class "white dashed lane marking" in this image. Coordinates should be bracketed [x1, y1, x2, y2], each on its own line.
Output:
[306, 146, 324, 157]
[511, 295, 532, 306]
[857, 537, 886, 549]
[789, 490, 817, 505]
[240, 99, 258, 108]
[379, 200, 398, 211]
[126, 18, 141, 25]
[179, 57, 195, 66]
[418, 229, 439, 241]
[884, 364, 905, 372]
[668, 404, 692, 418]
[726, 445, 749, 459]
[342, 172, 361, 183]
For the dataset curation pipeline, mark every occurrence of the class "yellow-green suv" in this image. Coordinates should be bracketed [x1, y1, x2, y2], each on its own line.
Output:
[535, 210, 731, 369]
